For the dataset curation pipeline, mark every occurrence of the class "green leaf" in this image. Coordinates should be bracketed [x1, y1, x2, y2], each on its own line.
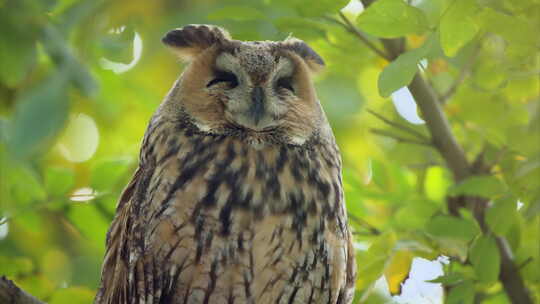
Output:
[13, 212, 44, 233]
[425, 215, 480, 241]
[0, 150, 46, 209]
[356, 0, 429, 38]
[45, 167, 75, 197]
[208, 6, 266, 22]
[378, 34, 436, 97]
[99, 25, 135, 64]
[0, 29, 37, 87]
[90, 158, 133, 192]
[0, 2, 39, 87]
[41, 25, 97, 97]
[0, 256, 34, 277]
[439, 0, 480, 57]
[470, 235, 501, 283]
[7, 73, 69, 158]
[525, 194, 540, 219]
[481, 293, 510, 304]
[384, 250, 414, 295]
[478, 7, 540, 47]
[296, 0, 349, 17]
[271, 0, 349, 17]
[66, 203, 111, 249]
[427, 272, 465, 285]
[49, 286, 95, 304]
[447, 280, 474, 304]
[448, 175, 506, 198]
[415, 0, 449, 27]
[356, 232, 396, 291]
[273, 17, 327, 40]
[486, 197, 518, 235]
[424, 166, 452, 202]
[395, 200, 439, 230]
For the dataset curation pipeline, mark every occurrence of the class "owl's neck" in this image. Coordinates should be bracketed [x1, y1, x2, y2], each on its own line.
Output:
[163, 107, 324, 150]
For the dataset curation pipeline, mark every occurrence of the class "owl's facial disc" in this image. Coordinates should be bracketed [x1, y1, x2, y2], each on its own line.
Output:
[207, 50, 295, 131]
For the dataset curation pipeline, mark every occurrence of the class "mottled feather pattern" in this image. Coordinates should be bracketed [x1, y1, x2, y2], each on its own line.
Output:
[95, 24, 356, 304]
[96, 112, 355, 303]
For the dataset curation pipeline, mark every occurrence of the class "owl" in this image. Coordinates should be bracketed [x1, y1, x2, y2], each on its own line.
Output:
[95, 25, 356, 304]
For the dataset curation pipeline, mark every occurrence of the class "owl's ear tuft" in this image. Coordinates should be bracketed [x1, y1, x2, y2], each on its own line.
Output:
[281, 38, 325, 74]
[162, 25, 231, 61]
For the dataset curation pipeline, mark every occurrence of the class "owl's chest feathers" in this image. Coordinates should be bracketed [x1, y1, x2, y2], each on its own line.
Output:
[139, 119, 346, 241]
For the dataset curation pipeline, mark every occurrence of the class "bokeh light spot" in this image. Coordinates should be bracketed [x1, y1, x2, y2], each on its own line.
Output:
[70, 187, 97, 202]
[341, 0, 364, 19]
[57, 113, 99, 163]
[0, 219, 9, 240]
[100, 31, 143, 74]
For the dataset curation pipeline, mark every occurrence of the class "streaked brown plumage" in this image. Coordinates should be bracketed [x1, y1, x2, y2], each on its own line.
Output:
[95, 24, 356, 304]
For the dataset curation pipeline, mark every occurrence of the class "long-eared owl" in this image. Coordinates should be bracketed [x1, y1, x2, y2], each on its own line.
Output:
[95, 24, 356, 304]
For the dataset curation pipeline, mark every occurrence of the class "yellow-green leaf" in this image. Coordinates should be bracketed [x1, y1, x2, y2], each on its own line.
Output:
[447, 175, 506, 198]
[427, 272, 465, 285]
[208, 6, 266, 22]
[8, 73, 69, 158]
[469, 235, 501, 284]
[447, 280, 474, 304]
[378, 34, 436, 97]
[45, 167, 75, 197]
[439, 0, 480, 57]
[424, 166, 452, 202]
[49, 286, 95, 304]
[425, 215, 480, 241]
[273, 17, 327, 40]
[356, 232, 397, 291]
[486, 197, 519, 235]
[384, 250, 414, 295]
[357, 0, 429, 38]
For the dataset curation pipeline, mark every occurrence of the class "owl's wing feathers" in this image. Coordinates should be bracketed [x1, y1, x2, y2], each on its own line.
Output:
[95, 166, 141, 304]
[344, 229, 357, 303]
[95, 166, 167, 304]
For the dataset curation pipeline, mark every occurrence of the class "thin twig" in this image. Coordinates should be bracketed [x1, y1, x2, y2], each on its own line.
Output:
[366, 108, 431, 141]
[370, 128, 432, 146]
[440, 45, 481, 104]
[329, 12, 392, 61]
[517, 257, 533, 271]
[348, 213, 381, 235]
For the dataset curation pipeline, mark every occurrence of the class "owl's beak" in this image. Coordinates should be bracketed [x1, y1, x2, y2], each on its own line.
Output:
[249, 86, 265, 125]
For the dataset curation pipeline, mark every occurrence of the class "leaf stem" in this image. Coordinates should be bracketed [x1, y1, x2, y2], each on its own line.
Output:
[370, 128, 432, 146]
[328, 12, 392, 61]
[440, 44, 481, 104]
[366, 108, 430, 141]
[348, 213, 381, 235]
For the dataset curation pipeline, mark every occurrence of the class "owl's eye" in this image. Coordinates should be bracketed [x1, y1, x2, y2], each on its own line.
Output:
[276, 77, 294, 93]
[207, 70, 239, 88]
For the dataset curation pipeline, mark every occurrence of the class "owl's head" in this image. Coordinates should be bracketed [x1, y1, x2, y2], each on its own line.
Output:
[161, 24, 330, 146]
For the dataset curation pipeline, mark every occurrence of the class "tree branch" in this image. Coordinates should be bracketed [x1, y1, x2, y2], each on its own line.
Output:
[407, 74, 471, 181]
[0, 276, 44, 304]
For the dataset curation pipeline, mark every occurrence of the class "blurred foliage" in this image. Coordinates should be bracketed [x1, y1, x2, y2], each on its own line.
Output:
[0, 0, 539, 303]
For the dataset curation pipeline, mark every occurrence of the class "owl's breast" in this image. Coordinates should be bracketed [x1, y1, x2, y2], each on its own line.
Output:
[135, 123, 353, 303]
